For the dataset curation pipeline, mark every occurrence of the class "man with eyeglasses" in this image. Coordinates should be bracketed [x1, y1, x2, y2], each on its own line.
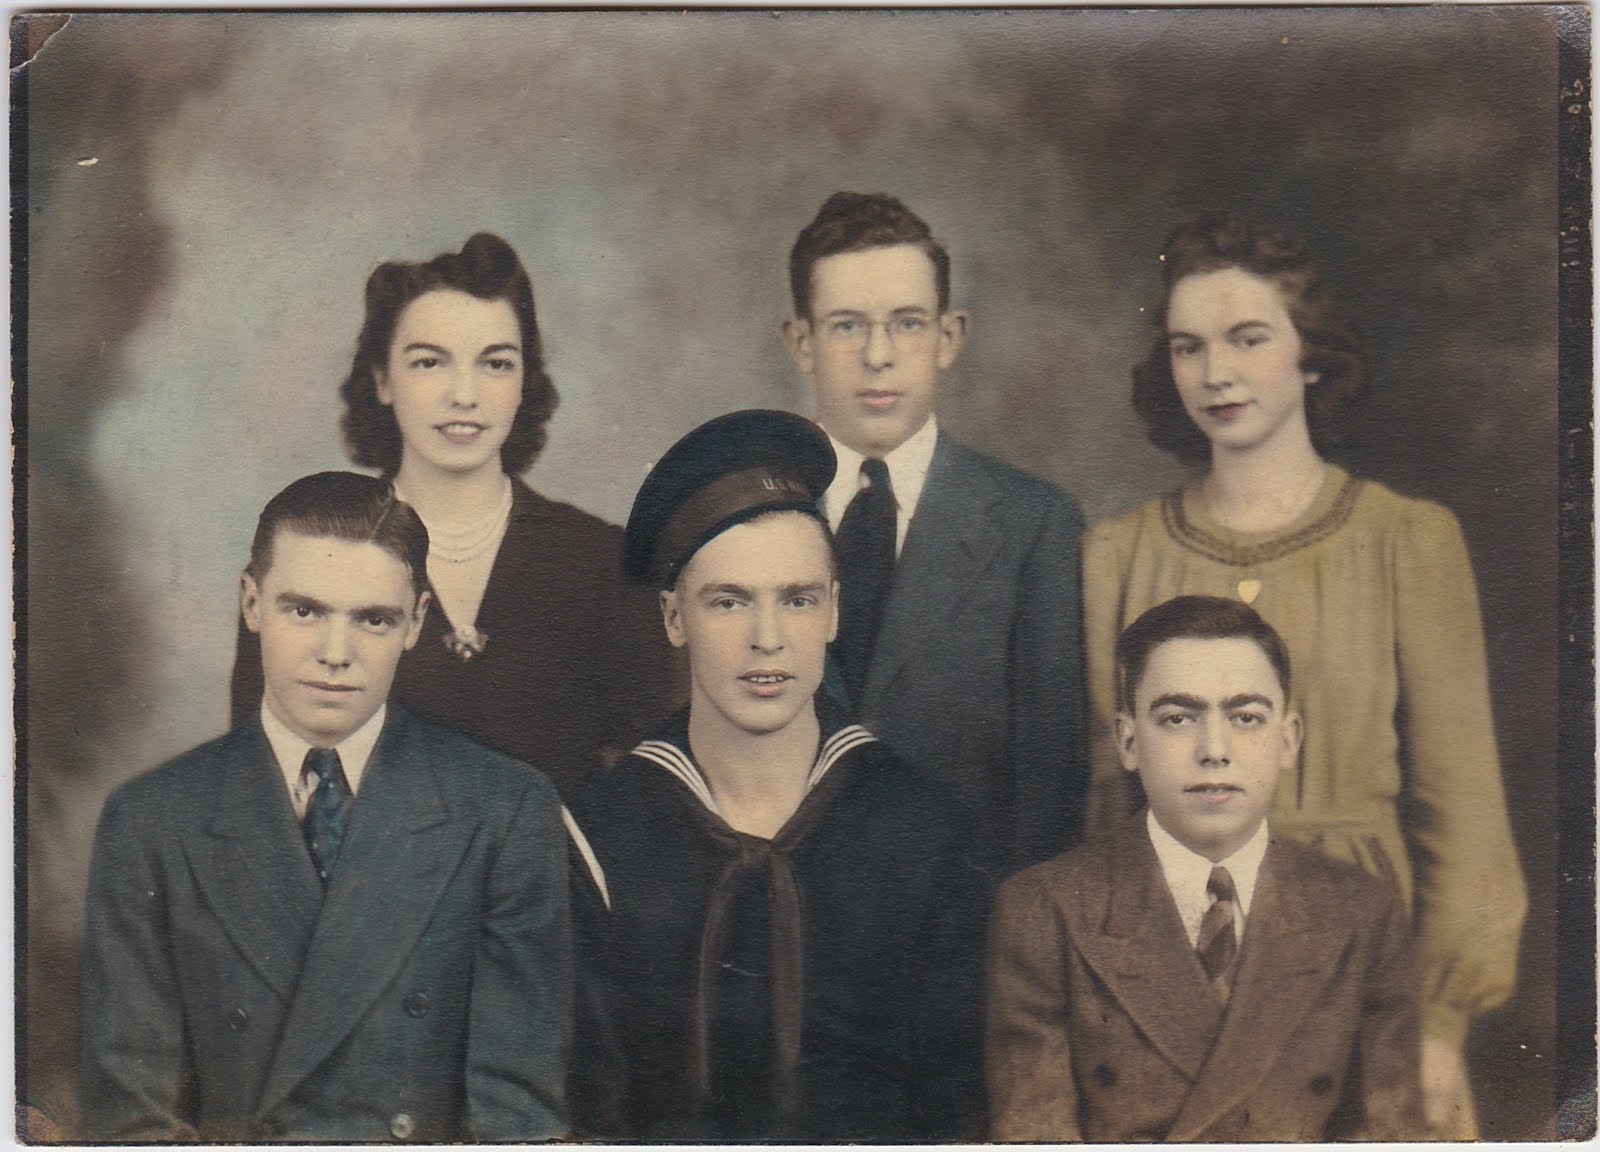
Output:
[781, 191, 1088, 881]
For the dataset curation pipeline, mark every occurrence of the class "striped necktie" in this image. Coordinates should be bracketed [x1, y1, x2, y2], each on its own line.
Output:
[1196, 865, 1238, 1000]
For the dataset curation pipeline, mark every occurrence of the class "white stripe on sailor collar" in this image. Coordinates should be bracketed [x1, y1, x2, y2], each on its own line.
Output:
[633, 724, 878, 817]
[562, 805, 611, 910]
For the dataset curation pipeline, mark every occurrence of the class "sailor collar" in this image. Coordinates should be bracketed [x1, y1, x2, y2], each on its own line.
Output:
[631, 716, 878, 818]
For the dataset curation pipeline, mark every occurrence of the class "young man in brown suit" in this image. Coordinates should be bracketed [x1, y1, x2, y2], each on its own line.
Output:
[985, 595, 1422, 1142]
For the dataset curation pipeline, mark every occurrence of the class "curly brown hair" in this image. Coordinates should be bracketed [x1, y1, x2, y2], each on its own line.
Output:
[339, 232, 558, 476]
[788, 192, 951, 319]
[1132, 212, 1365, 464]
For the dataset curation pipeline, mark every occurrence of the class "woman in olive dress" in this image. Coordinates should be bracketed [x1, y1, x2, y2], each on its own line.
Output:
[1083, 212, 1525, 1138]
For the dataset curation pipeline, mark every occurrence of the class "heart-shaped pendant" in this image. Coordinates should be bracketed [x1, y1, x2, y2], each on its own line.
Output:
[1237, 579, 1262, 605]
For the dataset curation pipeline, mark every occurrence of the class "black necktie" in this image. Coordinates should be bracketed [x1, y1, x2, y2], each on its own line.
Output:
[301, 747, 351, 887]
[833, 457, 896, 705]
[1197, 865, 1239, 1000]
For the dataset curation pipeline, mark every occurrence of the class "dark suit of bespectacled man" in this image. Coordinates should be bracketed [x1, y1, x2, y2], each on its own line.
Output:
[79, 472, 571, 1143]
[781, 191, 1089, 879]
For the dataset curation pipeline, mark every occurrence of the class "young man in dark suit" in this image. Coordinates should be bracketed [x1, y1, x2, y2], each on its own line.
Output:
[781, 191, 1087, 877]
[985, 595, 1422, 1141]
[80, 472, 570, 1142]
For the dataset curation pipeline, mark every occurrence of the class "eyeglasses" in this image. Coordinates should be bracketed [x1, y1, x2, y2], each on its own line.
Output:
[817, 312, 940, 352]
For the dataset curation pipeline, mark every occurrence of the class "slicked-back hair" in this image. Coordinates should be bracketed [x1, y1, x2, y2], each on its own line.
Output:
[339, 232, 558, 476]
[1115, 595, 1291, 713]
[1132, 211, 1366, 464]
[788, 191, 951, 319]
[248, 471, 430, 600]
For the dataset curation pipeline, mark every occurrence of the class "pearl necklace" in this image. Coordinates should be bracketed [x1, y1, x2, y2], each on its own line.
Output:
[395, 479, 513, 565]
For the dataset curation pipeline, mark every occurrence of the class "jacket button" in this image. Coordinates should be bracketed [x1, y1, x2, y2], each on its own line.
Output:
[227, 1007, 250, 1031]
[389, 1112, 415, 1140]
[403, 992, 432, 1018]
[1310, 1074, 1334, 1095]
[1093, 1063, 1117, 1088]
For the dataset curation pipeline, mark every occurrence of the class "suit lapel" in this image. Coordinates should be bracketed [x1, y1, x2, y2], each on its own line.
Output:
[1072, 821, 1226, 1082]
[1166, 841, 1347, 1141]
[865, 435, 1007, 704]
[256, 710, 477, 1118]
[188, 722, 325, 1002]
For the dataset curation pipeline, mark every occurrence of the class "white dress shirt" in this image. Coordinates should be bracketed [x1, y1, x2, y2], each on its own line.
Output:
[261, 701, 387, 820]
[1147, 808, 1268, 949]
[821, 415, 939, 558]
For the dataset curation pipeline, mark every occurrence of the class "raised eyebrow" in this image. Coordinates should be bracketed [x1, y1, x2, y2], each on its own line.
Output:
[1148, 692, 1207, 713]
[350, 604, 405, 623]
[1222, 693, 1276, 712]
[779, 582, 829, 599]
[697, 582, 753, 599]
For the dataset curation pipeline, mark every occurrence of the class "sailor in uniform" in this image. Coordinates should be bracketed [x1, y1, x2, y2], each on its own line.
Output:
[565, 410, 985, 1141]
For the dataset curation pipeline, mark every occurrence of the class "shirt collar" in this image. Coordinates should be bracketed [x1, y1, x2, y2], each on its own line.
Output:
[1146, 807, 1269, 917]
[260, 700, 387, 800]
[820, 414, 939, 529]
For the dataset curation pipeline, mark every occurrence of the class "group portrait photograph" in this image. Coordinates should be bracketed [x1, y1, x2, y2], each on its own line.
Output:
[13, 5, 1591, 1145]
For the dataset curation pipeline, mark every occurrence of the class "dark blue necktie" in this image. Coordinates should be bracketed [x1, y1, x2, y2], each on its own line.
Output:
[301, 747, 351, 887]
[833, 457, 896, 705]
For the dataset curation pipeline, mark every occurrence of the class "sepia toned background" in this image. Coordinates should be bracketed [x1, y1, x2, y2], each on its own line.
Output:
[21, 8, 1569, 1138]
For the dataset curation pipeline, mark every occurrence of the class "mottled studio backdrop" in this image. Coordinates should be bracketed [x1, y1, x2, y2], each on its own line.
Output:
[22, 8, 1567, 1138]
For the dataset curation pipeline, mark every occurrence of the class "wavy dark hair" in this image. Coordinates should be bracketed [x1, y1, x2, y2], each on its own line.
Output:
[1116, 594, 1291, 712]
[1132, 212, 1365, 464]
[339, 232, 558, 476]
[788, 191, 951, 319]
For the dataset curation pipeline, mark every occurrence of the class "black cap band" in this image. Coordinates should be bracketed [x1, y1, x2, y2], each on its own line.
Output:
[623, 410, 837, 586]
[651, 466, 819, 586]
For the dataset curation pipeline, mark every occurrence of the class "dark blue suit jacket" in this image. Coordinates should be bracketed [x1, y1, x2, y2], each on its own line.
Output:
[831, 431, 1087, 876]
[80, 705, 571, 1142]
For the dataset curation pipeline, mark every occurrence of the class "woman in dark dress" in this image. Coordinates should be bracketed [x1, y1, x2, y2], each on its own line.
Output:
[232, 233, 678, 796]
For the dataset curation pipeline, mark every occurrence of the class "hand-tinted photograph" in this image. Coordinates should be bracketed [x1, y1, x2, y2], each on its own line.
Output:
[15, 7, 1589, 1142]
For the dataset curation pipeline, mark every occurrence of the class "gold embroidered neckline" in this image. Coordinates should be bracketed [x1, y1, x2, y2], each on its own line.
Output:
[1162, 469, 1363, 568]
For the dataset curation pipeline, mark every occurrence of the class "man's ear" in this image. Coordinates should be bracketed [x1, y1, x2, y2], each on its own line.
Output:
[1279, 708, 1304, 768]
[240, 571, 264, 634]
[660, 589, 688, 649]
[782, 317, 817, 376]
[935, 309, 969, 371]
[1115, 712, 1140, 775]
[826, 578, 841, 644]
[403, 590, 431, 651]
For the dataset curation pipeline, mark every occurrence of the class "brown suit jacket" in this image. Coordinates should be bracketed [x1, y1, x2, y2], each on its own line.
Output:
[985, 815, 1422, 1142]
